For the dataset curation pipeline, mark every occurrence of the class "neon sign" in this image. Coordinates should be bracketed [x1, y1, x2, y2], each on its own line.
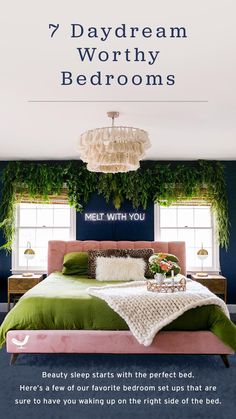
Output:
[84, 212, 146, 222]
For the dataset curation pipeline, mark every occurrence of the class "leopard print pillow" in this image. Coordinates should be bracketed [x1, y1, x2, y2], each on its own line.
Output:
[87, 248, 154, 278]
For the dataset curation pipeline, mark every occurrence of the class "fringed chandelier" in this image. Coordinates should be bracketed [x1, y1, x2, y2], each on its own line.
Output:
[78, 112, 150, 173]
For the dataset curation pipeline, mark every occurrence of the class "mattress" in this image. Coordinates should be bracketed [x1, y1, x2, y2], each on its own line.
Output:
[1, 272, 236, 350]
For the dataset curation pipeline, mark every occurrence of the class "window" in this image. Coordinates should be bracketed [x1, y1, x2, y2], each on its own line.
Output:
[155, 203, 219, 272]
[12, 203, 76, 272]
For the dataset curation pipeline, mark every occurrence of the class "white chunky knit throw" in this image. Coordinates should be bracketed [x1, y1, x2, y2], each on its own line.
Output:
[88, 276, 229, 346]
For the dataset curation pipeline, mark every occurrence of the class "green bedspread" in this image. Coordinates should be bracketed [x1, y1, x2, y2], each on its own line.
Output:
[1, 272, 236, 350]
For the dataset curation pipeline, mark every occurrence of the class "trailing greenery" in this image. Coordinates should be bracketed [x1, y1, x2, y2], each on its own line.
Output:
[0, 160, 229, 250]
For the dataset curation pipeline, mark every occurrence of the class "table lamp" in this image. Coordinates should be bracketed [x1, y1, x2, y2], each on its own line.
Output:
[196, 244, 208, 277]
[23, 242, 35, 277]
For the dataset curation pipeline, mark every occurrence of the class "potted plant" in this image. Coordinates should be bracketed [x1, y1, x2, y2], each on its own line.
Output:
[149, 254, 180, 283]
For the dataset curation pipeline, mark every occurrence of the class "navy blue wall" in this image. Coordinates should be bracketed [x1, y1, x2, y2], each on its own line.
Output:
[76, 194, 154, 241]
[0, 162, 11, 305]
[0, 161, 236, 304]
[220, 162, 236, 305]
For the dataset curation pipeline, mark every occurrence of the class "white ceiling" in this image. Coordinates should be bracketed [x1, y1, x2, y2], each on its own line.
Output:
[0, 0, 235, 161]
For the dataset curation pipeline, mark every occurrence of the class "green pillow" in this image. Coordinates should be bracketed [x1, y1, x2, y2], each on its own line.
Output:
[62, 252, 88, 276]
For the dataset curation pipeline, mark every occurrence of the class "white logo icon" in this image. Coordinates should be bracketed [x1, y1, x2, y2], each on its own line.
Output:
[11, 335, 29, 349]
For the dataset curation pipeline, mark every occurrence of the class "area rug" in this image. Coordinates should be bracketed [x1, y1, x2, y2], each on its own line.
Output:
[0, 348, 235, 419]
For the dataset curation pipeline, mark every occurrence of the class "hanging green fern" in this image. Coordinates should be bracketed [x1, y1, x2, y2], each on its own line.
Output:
[0, 160, 229, 250]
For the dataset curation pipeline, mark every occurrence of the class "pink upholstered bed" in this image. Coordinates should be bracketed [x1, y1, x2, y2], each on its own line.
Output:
[7, 240, 234, 366]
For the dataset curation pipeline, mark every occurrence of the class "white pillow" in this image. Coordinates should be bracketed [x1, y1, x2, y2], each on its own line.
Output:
[96, 256, 146, 282]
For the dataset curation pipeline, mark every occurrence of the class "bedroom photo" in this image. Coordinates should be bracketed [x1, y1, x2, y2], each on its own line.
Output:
[0, 1, 236, 419]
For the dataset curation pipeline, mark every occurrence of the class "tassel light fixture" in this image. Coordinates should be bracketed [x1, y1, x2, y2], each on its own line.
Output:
[78, 112, 150, 173]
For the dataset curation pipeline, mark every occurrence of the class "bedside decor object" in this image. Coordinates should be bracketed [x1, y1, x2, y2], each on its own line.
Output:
[149, 254, 180, 282]
[154, 273, 164, 284]
[23, 242, 35, 277]
[171, 269, 175, 286]
[196, 244, 208, 277]
[147, 276, 186, 293]
[153, 253, 181, 276]
[78, 111, 150, 173]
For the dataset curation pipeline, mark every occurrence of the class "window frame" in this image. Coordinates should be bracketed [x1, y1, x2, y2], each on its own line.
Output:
[154, 203, 220, 274]
[12, 203, 76, 274]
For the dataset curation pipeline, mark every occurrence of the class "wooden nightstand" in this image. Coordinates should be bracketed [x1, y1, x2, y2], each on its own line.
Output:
[191, 274, 227, 302]
[8, 274, 43, 311]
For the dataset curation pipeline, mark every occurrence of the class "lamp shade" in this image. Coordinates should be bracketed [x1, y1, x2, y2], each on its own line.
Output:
[197, 248, 208, 260]
[24, 242, 35, 260]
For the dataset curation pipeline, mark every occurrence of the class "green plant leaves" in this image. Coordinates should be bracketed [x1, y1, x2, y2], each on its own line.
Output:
[0, 160, 229, 251]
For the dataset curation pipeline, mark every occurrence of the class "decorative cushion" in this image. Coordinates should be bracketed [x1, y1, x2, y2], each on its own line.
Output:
[96, 256, 146, 282]
[88, 248, 154, 278]
[125, 249, 154, 278]
[88, 249, 123, 278]
[62, 252, 88, 276]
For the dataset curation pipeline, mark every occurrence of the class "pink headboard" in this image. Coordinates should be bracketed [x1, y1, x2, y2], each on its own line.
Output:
[48, 240, 186, 276]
